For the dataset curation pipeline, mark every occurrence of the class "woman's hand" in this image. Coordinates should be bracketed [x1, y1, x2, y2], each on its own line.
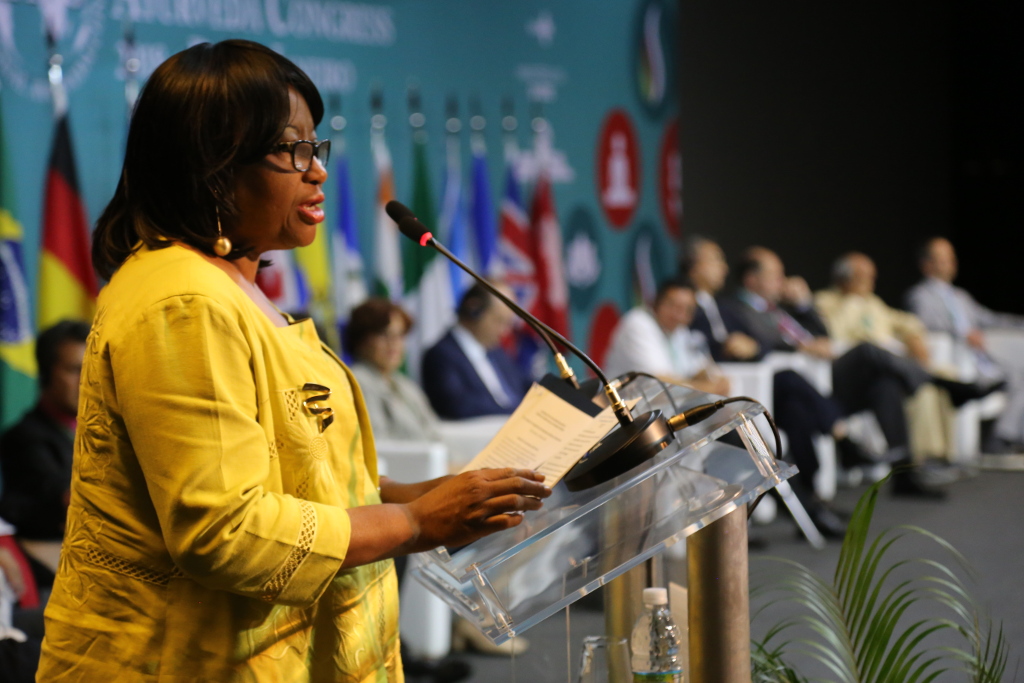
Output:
[379, 475, 454, 505]
[342, 468, 551, 568]
[404, 468, 551, 551]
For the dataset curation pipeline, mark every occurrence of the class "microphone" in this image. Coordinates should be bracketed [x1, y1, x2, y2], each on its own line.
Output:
[386, 200, 677, 490]
[385, 200, 581, 388]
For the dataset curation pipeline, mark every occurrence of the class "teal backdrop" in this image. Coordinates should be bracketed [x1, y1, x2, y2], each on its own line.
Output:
[0, 0, 680, 378]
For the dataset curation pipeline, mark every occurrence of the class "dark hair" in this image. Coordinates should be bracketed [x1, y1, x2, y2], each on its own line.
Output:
[734, 246, 767, 284]
[653, 277, 693, 307]
[36, 320, 90, 387]
[345, 298, 414, 358]
[678, 234, 714, 277]
[830, 252, 860, 286]
[457, 283, 495, 322]
[92, 40, 324, 280]
[915, 236, 946, 267]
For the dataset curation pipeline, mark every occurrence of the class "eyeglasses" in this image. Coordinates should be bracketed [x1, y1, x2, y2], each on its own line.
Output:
[271, 139, 331, 172]
[372, 329, 406, 343]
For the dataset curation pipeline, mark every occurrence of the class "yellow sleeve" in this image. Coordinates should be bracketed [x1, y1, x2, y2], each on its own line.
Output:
[112, 293, 351, 606]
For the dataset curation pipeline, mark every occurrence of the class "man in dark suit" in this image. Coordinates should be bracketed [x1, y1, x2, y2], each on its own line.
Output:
[728, 247, 1000, 498]
[679, 237, 851, 536]
[421, 284, 533, 420]
[680, 236, 761, 362]
[0, 320, 90, 586]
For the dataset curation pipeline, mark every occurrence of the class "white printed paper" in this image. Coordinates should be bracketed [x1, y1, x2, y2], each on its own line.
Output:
[459, 383, 639, 485]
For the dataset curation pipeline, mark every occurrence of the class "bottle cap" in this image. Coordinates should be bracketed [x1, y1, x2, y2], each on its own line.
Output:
[642, 587, 668, 605]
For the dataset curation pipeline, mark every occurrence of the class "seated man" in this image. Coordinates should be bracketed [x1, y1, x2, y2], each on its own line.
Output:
[906, 237, 1024, 452]
[604, 278, 729, 395]
[680, 235, 760, 362]
[683, 239, 858, 462]
[730, 247, 965, 497]
[0, 320, 89, 587]
[817, 253, 1000, 493]
[422, 283, 533, 420]
[609, 276, 849, 537]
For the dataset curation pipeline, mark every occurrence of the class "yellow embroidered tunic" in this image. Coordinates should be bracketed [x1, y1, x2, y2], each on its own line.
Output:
[38, 244, 403, 682]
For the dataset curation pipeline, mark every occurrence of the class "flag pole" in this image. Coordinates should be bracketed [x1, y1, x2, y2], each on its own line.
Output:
[46, 30, 68, 120]
[122, 20, 140, 122]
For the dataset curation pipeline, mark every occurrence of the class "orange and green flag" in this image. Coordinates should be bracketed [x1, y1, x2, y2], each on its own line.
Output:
[38, 112, 98, 330]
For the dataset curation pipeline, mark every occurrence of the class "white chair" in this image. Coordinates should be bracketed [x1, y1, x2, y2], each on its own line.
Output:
[373, 417, 508, 659]
[926, 332, 1007, 463]
[374, 440, 452, 659]
[720, 352, 838, 500]
[984, 329, 1024, 373]
[436, 416, 508, 472]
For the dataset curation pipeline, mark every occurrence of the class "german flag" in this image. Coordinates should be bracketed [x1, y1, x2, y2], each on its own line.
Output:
[38, 113, 98, 329]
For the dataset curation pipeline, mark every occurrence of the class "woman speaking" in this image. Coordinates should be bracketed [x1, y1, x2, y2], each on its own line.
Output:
[37, 39, 549, 681]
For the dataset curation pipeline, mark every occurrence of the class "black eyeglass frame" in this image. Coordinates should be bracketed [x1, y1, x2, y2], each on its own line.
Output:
[271, 139, 332, 172]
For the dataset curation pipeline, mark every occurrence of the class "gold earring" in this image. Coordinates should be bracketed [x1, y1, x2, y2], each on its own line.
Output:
[213, 207, 232, 257]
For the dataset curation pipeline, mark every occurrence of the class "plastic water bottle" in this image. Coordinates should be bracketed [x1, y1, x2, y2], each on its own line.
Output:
[630, 587, 683, 683]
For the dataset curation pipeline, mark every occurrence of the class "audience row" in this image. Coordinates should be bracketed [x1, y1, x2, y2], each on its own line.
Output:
[2, 236, 1022, 674]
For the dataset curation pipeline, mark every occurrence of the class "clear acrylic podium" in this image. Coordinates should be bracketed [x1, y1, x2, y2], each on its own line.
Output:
[409, 377, 795, 646]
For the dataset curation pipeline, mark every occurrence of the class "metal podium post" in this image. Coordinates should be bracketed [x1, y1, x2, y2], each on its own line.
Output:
[686, 507, 751, 683]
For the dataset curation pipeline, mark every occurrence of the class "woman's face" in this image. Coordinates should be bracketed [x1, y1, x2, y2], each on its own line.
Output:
[230, 88, 327, 254]
[362, 312, 408, 375]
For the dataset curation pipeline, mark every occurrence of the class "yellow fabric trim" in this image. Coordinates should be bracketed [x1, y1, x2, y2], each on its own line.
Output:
[260, 500, 317, 601]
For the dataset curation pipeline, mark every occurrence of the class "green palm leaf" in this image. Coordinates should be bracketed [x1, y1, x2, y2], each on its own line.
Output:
[752, 476, 1010, 683]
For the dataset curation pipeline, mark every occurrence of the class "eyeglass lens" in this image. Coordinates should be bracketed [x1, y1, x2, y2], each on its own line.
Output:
[294, 140, 331, 171]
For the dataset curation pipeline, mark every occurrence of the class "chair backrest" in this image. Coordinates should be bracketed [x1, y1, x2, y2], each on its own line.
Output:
[983, 328, 1024, 373]
[437, 416, 508, 471]
[718, 362, 776, 413]
[374, 441, 449, 483]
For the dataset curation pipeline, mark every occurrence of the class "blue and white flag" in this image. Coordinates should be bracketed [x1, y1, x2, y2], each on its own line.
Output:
[440, 134, 473, 301]
[331, 149, 367, 328]
[469, 135, 498, 275]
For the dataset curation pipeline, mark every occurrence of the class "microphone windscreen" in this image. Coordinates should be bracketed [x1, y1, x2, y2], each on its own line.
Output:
[385, 200, 414, 224]
[385, 200, 431, 244]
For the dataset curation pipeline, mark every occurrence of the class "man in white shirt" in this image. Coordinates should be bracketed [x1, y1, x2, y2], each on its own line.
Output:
[605, 279, 729, 395]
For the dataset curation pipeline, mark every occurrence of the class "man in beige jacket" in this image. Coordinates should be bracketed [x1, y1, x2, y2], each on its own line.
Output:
[816, 252, 999, 496]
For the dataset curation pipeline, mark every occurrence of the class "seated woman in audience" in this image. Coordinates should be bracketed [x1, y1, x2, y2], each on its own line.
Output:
[347, 298, 441, 442]
[345, 299, 527, 657]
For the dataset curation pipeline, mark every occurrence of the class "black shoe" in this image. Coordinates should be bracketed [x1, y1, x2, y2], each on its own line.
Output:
[982, 434, 1024, 456]
[891, 470, 947, 500]
[835, 436, 877, 469]
[806, 502, 848, 540]
[931, 377, 1006, 408]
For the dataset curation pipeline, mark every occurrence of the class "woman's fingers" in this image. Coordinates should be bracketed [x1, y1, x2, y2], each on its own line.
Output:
[478, 467, 547, 484]
[477, 493, 545, 517]
[480, 474, 552, 500]
[480, 512, 527, 532]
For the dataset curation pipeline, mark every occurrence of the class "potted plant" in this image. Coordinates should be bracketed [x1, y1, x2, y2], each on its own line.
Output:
[750, 476, 1011, 683]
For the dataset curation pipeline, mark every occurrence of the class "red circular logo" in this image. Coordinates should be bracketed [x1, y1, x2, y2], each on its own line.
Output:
[596, 109, 641, 229]
[659, 118, 682, 237]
